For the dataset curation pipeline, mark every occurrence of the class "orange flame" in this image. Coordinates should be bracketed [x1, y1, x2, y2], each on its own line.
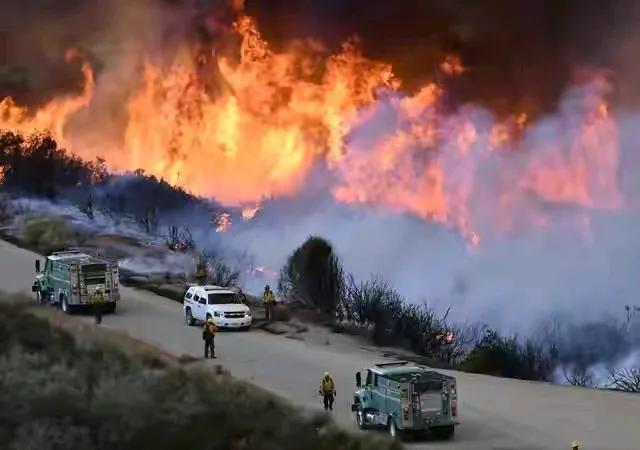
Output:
[439, 55, 465, 77]
[0, 17, 624, 247]
[215, 212, 232, 233]
[242, 205, 261, 221]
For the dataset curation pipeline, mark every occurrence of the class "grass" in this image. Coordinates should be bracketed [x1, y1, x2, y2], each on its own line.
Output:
[0, 295, 399, 450]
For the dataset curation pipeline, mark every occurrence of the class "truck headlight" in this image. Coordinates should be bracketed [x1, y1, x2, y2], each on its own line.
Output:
[246, 310, 252, 317]
[213, 312, 221, 317]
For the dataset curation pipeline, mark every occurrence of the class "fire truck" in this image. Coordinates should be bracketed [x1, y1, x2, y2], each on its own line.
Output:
[32, 249, 120, 313]
[351, 361, 458, 440]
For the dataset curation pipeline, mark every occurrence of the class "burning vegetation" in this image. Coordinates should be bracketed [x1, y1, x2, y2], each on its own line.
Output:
[0, 0, 631, 246]
[1, 0, 640, 385]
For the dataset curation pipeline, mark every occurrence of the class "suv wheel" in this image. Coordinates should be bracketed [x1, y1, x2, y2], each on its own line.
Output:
[185, 308, 195, 326]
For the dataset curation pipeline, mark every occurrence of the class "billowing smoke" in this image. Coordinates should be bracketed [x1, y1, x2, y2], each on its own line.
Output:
[2, 0, 640, 377]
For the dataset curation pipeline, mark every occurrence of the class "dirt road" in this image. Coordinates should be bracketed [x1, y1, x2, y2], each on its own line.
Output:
[1, 239, 639, 450]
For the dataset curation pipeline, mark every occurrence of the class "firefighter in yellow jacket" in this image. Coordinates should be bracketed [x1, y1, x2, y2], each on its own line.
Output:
[262, 285, 275, 321]
[202, 318, 218, 358]
[319, 372, 336, 411]
[90, 289, 105, 325]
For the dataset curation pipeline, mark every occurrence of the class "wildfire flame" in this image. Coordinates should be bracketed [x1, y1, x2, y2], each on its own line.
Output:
[215, 212, 232, 233]
[0, 15, 624, 245]
[242, 205, 261, 221]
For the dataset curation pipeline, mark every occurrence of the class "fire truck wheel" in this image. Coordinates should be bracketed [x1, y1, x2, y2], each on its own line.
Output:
[60, 295, 71, 314]
[355, 408, 366, 429]
[388, 418, 403, 440]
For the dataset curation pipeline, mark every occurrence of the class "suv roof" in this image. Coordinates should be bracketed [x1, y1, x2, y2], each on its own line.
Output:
[190, 285, 237, 294]
[372, 362, 455, 382]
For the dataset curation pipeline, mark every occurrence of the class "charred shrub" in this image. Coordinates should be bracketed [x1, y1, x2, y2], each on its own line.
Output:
[459, 329, 555, 381]
[0, 193, 12, 224]
[94, 171, 201, 220]
[193, 251, 240, 287]
[0, 131, 101, 198]
[279, 236, 344, 315]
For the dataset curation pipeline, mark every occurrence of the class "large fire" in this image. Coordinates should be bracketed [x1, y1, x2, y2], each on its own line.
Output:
[0, 14, 623, 244]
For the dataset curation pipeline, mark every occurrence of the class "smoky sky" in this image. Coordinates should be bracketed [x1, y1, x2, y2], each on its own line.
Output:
[245, 0, 640, 116]
[2, 0, 640, 115]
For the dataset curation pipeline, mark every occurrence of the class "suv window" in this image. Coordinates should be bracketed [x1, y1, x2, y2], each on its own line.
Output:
[198, 296, 206, 305]
[207, 293, 240, 305]
[185, 292, 193, 299]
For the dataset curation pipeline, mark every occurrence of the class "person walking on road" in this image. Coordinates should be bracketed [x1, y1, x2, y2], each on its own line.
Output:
[203, 317, 218, 358]
[262, 285, 275, 321]
[319, 371, 336, 411]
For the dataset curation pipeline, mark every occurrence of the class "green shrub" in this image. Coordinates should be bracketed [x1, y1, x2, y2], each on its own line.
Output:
[0, 301, 398, 450]
[20, 215, 70, 253]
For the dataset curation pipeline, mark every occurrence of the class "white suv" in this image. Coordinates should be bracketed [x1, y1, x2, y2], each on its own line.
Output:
[183, 285, 252, 329]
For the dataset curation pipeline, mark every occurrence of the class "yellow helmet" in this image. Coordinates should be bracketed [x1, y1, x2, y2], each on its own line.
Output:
[571, 441, 580, 449]
[323, 372, 330, 378]
[207, 317, 214, 324]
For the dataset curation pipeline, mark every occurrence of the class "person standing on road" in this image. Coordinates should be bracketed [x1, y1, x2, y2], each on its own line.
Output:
[91, 289, 105, 325]
[319, 371, 336, 411]
[237, 288, 248, 306]
[262, 285, 275, 321]
[203, 317, 218, 358]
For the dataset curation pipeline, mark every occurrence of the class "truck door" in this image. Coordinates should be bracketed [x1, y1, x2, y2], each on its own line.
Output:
[371, 375, 388, 424]
[357, 370, 375, 413]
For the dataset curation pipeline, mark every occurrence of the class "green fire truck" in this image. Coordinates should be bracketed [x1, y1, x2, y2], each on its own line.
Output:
[351, 362, 458, 440]
[32, 249, 120, 314]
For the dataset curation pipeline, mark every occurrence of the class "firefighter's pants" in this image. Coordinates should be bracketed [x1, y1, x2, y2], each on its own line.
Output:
[204, 338, 215, 358]
[323, 393, 334, 411]
[94, 304, 103, 324]
[264, 303, 273, 321]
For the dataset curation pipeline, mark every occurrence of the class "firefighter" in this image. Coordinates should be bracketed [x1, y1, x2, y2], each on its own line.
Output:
[202, 317, 218, 358]
[237, 288, 248, 305]
[319, 371, 336, 411]
[571, 441, 580, 450]
[91, 289, 105, 325]
[262, 285, 275, 321]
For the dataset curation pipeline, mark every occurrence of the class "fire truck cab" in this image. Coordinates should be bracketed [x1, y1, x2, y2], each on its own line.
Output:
[351, 362, 457, 440]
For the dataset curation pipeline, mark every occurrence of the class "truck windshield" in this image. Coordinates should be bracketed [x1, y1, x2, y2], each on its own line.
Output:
[207, 293, 240, 305]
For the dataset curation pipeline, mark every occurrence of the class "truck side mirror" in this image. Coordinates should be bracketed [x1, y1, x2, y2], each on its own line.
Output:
[356, 372, 362, 388]
[35, 259, 41, 273]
